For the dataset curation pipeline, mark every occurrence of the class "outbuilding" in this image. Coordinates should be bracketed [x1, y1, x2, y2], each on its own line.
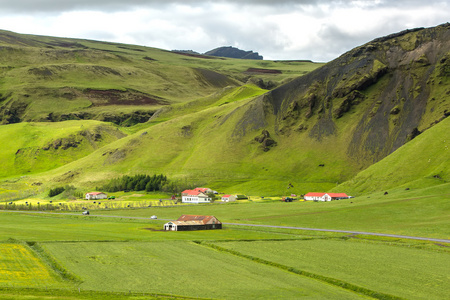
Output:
[164, 215, 222, 231]
[85, 192, 108, 200]
[221, 194, 236, 202]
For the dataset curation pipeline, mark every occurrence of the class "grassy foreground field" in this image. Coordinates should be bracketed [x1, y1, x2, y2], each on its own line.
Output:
[0, 182, 449, 299]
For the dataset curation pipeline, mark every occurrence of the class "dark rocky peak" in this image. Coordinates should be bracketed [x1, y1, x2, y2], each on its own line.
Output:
[204, 46, 263, 60]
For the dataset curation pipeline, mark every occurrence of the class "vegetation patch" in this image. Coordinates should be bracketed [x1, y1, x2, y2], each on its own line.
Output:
[0, 243, 65, 288]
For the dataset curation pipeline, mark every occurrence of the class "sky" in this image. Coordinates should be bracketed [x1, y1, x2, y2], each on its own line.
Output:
[0, 0, 448, 62]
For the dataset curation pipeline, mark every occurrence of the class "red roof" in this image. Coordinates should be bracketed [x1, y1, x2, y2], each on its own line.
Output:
[304, 192, 348, 198]
[177, 215, 221, 224]
[86, 192, 105, 195]
[222, 194, 232, 197]
[182, 190, 202, 196]
[194, 188, 209, 193]
[328, 193, 348, 198]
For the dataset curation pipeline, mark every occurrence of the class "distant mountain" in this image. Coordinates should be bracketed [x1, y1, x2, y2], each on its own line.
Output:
[204, 46, 263, 60]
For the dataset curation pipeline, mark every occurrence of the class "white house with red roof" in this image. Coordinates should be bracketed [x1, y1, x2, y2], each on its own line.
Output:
[304, 192, 349, 201]
[221, 194, 236, 202]
[85, 192, 108, 200]
[181, 189, 212, 203]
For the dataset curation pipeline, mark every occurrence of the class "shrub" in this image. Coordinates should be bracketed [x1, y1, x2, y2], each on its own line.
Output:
[48, 187, 65, 197]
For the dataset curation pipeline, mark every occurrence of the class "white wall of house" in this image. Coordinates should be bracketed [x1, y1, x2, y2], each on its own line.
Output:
[304, 194, 331, 201]
[182, 194, 212, 204]
[85, 193, 108, 200]
[164, 222, 177, 231]
[221, 195, 236, 202]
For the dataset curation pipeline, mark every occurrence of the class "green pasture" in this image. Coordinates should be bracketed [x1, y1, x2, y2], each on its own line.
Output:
[0, 192, 448, 299]
[41, 240, 363, 299]
[92, 183, 450, 238]
[214, 239, 449, 299]
[0, 211, 306, 242]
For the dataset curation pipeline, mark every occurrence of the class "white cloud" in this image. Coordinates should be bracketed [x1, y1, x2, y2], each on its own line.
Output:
[0, 0, 448, 61]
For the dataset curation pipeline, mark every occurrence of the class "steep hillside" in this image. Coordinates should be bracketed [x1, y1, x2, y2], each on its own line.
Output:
[0, 30, 319, 125]
[261, 24, 450, 166]
[334, 116, 449, 194]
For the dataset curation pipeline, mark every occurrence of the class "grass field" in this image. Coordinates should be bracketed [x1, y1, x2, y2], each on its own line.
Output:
[0, 209, 447, 299]
[91, 184, 450, 239]
[41, 240, 365, 299]
[0, 243, 65, 289]
[213, 239, 450, 299]
[0, 183, 448, 299]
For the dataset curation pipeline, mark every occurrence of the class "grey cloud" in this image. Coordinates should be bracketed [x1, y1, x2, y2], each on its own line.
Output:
[0, 0, 448, 14]
[0, 0, 447, 61]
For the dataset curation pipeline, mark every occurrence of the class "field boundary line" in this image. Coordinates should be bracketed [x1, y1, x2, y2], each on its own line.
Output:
[195, 241, 404, 300]
[25, 241, 83, 284]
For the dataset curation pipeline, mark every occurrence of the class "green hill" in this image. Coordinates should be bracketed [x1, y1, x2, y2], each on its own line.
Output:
[335, 116, 449, 194]
[0, 121, 124, 178]
[0, 24, 449, 196]
[0, 29, 320, 125]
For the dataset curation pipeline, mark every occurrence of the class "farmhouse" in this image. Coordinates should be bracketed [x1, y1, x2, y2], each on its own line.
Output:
[304, 192, 349, 201]
[221, 194, 236, 202]
[164, 215, 222, 231]
[85, 192, 108, 200]
[181, 189, 212, 203]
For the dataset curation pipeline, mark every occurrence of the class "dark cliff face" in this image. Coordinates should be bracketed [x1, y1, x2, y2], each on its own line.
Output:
[204, 46, 263, 60]
[263, 23, 450, 163]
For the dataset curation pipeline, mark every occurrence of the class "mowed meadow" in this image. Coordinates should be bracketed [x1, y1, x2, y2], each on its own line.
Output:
[0, 185, 449, 299]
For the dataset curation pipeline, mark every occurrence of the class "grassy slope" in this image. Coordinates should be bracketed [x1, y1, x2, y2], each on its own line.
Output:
[335, 116, 450, 194]
[0, 30, 323, 122]
[12, 87, 448, 196]
[0, 120, 124, 179]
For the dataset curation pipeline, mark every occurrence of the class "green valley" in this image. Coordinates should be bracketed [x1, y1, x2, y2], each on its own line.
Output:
[0, 23, 449, 299]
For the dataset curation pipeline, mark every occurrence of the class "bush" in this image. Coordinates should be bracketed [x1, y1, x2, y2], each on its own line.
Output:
[48, 187, 65, 197]
[101, 174, 168, 192]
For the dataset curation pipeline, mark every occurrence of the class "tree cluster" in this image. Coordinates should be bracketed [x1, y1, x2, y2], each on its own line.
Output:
[48, 187, 65, 197]
[101, 174, 168, 192]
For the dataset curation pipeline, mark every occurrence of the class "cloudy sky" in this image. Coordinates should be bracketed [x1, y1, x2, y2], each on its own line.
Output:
[0, 0, 448, 61]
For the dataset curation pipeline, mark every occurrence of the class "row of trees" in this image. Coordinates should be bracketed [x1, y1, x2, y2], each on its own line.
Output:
[101, 174, 168, 192]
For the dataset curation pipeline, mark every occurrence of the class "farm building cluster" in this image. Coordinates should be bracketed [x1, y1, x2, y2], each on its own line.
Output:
[164, 215, 222, 231]
[181, 188, 248, 203]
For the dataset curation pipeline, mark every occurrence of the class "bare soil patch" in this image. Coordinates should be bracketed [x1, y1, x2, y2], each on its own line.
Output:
[84, 89, 168, 106]
[245, 68, 282, 74]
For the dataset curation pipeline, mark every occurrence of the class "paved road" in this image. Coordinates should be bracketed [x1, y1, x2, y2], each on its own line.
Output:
[224, 223, 450, 243]
[2, 210, 449, 243]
